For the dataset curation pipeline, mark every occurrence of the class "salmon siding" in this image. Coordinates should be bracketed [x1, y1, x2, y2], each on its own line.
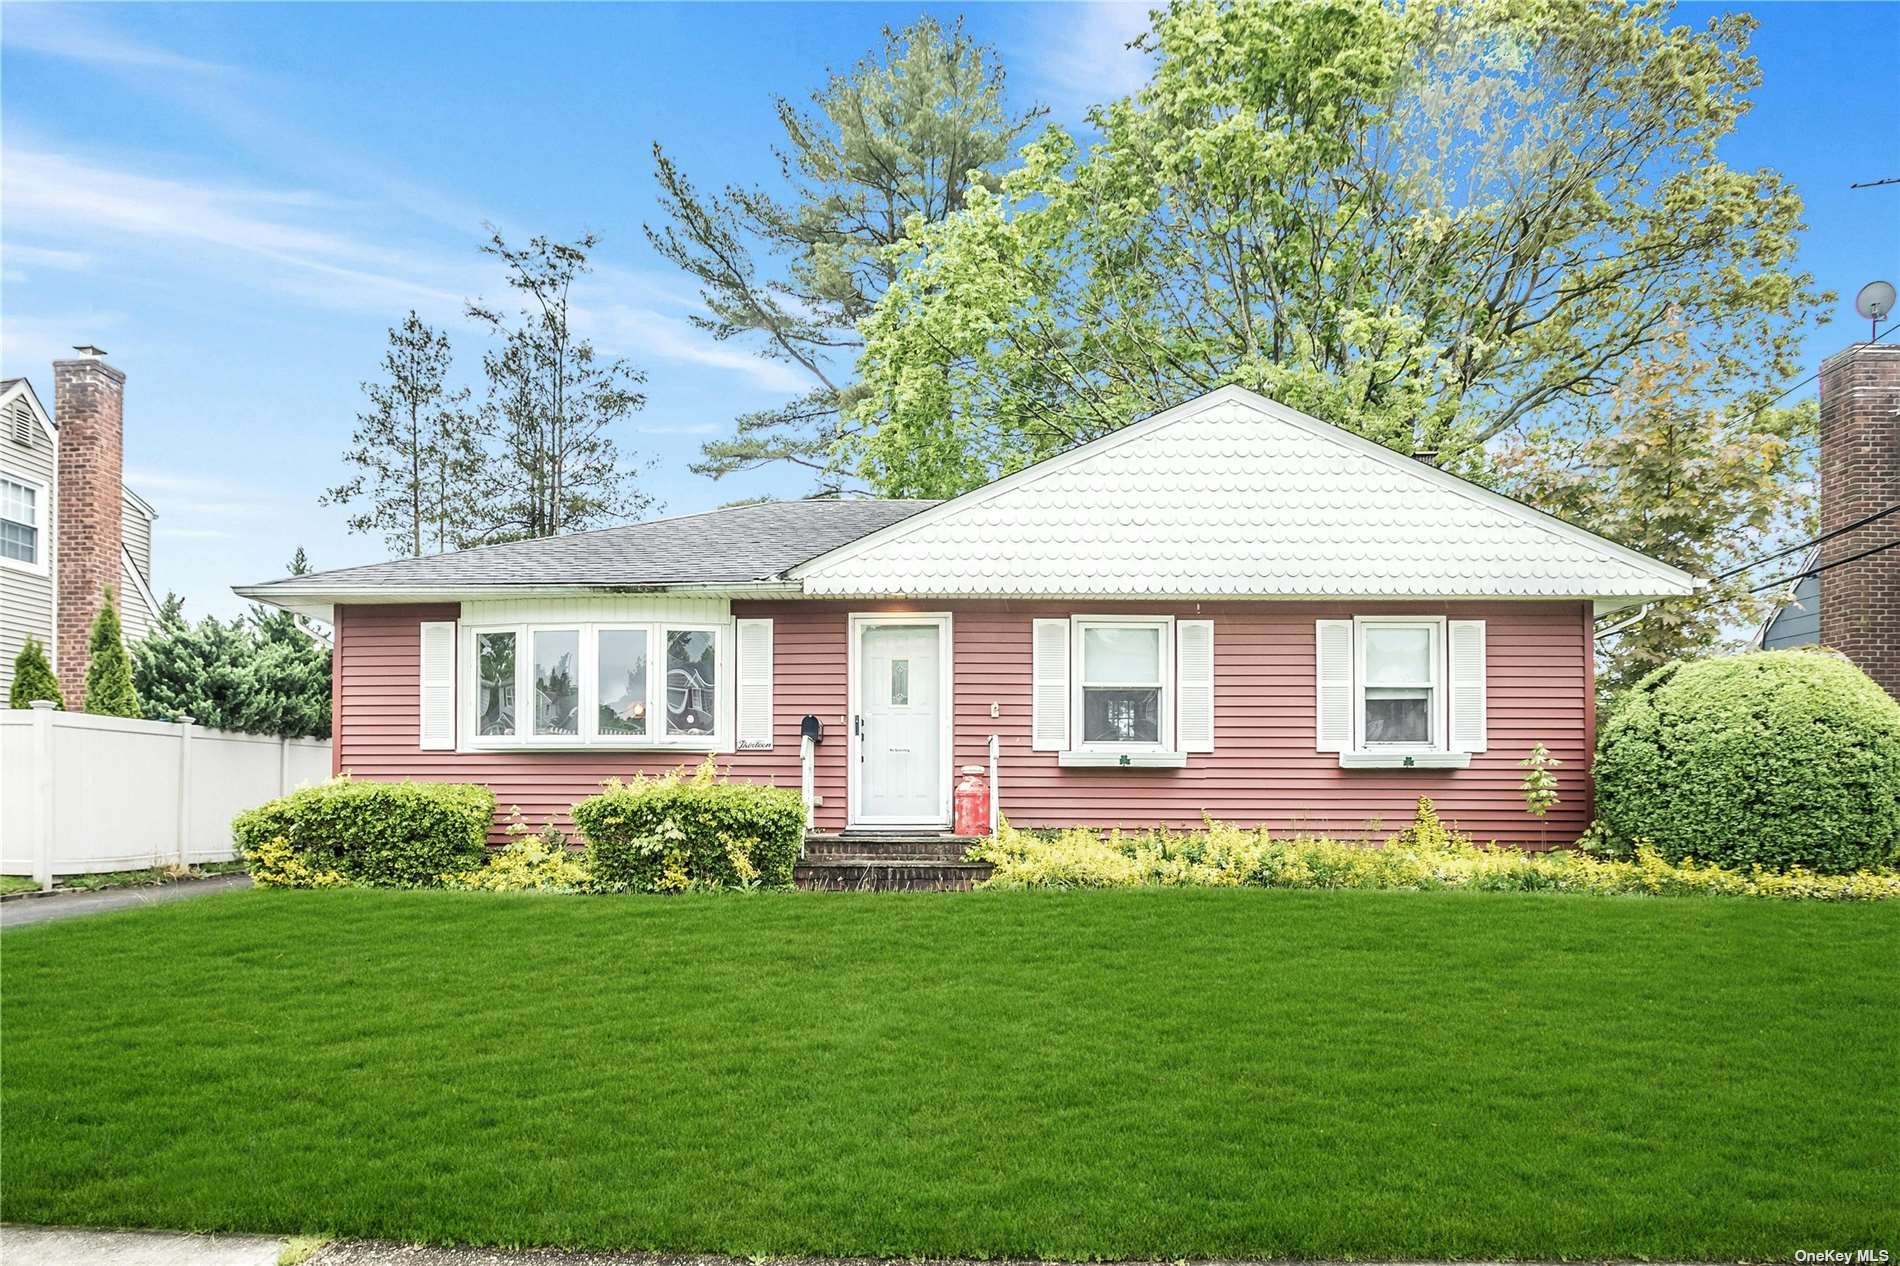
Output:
[333, 598, 1594, 845]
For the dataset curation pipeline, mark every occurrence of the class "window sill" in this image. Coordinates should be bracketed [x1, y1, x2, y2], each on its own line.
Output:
[1058, 749, 1189, 769]
[1337, 750, 1471, 769]
[462, 740, 728, 755]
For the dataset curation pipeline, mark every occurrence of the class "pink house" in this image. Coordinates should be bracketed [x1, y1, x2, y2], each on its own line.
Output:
[238, 388, 1696, 847]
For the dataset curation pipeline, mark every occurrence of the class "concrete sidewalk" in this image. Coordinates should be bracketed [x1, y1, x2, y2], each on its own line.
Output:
[0, 1226, 285, 1265]
[0, 873, 252, 929]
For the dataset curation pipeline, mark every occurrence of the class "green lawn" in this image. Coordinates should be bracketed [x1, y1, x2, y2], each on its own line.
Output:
[3, 888, 1895, 1260]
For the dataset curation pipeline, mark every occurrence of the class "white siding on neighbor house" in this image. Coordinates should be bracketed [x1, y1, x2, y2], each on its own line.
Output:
[118, 488, 158, 642]
[1, 390, 57, 702]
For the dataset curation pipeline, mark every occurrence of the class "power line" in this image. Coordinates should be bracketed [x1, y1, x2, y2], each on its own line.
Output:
[1747, 536, 1900, 595]
[1849, 176, 1900, 190]
[1714, 499, 1900, 581]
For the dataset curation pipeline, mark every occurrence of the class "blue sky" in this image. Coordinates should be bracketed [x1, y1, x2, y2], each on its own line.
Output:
[2, 2, 1894, 619]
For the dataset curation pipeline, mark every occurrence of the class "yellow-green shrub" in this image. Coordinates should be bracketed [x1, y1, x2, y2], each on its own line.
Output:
[970, 801, 1900, 902]
[233, 777, 493, 888]
[571, 759, 803, 892]
[247, 837, 351, 889]
[442, 818, 592, 892]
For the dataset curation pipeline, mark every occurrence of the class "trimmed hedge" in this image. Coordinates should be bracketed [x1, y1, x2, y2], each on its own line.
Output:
[233, 778, 493, 888]
[1595, 650, 1900, 874]
[572, 761, 804, 891]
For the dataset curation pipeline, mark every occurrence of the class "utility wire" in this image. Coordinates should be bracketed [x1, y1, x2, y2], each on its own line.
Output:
[1714, 499, 1900, 581]
[1746, 536, 1900, 595]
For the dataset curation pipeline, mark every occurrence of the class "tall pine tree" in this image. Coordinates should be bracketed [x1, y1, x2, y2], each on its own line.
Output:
[647, 16, 1043, 493]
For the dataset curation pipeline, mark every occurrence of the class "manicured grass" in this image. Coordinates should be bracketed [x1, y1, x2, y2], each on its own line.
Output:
[3, 888, 1895, 1259]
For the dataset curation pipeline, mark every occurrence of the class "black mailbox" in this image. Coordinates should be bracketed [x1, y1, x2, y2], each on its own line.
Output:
[800, 715, 825, 744]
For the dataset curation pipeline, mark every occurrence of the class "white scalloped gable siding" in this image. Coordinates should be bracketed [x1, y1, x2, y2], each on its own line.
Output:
[798, 390, 1695, 601]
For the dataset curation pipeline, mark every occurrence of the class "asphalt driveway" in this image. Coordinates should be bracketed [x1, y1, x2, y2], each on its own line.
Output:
[0, 873, 251, 929]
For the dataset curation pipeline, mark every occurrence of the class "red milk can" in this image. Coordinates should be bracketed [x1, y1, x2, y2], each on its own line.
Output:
[953, 765, 990, 835]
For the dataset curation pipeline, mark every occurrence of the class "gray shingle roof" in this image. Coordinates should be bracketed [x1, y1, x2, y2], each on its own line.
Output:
[242, 499, 939, 592]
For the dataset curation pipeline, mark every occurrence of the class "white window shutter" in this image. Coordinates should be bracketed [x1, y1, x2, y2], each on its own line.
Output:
[1448, 619, 1487, 753]
[418, 621, 456, 751]
[1177, 619, 1215, 753]
[1032, 618, 1070, 751]
[736, 618, 774, 750]
[1315, 619, 1353, 753]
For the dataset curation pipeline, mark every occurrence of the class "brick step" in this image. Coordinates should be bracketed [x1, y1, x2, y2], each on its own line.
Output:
[802, 834, 981, 863]
[793, 859, 994, 892]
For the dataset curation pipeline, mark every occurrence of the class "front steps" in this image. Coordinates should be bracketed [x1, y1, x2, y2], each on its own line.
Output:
[796, 833, 991, 891]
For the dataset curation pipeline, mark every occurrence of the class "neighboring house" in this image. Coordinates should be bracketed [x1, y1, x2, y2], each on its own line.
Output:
[0, 349, 160, 706]
[1745, 341, 1898, 693]
[1752, 547, 1819, 650]
[239, 386, 1697, 845]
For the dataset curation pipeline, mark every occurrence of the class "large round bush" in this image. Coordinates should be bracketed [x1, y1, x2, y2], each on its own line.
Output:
[1595, 650, 1900, 873]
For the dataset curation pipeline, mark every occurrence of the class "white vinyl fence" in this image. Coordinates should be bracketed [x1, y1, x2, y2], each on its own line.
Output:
[0, 703, 331, 887]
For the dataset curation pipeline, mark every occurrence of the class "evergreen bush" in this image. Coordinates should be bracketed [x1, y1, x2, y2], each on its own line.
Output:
[233, 778, 493, 888]
[573, 759, 804, 891]
[9, 636, 63, 709]
[1594, 650, 1900, 873]
[81, 586, 141, 717]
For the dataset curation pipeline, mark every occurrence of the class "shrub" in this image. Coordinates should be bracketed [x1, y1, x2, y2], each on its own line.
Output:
[247, 837, 351, 889]
[1595, 650, 1900, 873]
[233, 778, 493, 888]
[442, 818, 592, 892]
[82, 586, 141, 718]
[572, 759, 804, 892]
[969, 818, 1900, 901]
[9, 637, 63, 709]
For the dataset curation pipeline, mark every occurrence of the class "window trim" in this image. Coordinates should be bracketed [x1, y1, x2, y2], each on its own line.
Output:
[460, 619, 731, 751]
[1351, 615, 1447, 754]
[0, 473, 49, 576]
[1070, 614, 1174, 754]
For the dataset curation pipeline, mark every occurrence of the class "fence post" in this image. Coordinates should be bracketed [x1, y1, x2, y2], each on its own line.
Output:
[987, 733, 1000, 837]
[279, 735, 290, 796]
[175, 715, 195, 868]
[29, 701, 57, 891]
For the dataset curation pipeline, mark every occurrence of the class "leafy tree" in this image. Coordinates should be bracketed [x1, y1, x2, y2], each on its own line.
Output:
[647, 16, 1044, 493]
[1497, 325, 1813, 693]
[322, 312, 488, 558]
[466, 230, 654, 540]
[9, 636, 63, 709]
[82, 586, 141, 718]
[849, 0, 1822, 497]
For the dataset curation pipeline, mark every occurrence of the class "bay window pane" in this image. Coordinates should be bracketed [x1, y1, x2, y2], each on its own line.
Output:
[1083, 687, 1160, 744]
[1364, 626, 1432, 684]
[533, 630, 580, 736]
[1365, 687, 1430, 744]
[666, 629, 716, 737]
[598, 630, 649, 737]
[1082, 625, 1161, 684]
[477, 631, 517, 736]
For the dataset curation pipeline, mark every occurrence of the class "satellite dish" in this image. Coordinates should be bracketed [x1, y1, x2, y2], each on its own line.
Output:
[1856, 279, 1895, 336]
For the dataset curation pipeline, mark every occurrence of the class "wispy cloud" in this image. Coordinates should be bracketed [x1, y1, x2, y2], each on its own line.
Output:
[1021, 2, 1156, 123]
[0, 311, 127, 380]
[3, 147, 477, 317]
[0, 6, 232, 76]
[581, 302, 812, 394]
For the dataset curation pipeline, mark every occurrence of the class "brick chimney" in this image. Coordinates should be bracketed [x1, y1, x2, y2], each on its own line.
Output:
[1817, 341, 1900, 697]
[53, 346, 126, 708]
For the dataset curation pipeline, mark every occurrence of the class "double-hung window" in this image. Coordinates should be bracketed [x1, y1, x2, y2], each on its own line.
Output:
[1357, 619, 1441, 749]
[1318, 615, 1484, 767]
[1073, 617, 1172, 752]
[465, 621, 726, 748]
[1, 476, 44, 571]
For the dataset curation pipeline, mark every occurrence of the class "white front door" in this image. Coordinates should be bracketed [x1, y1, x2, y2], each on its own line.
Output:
[853, 619, 948, 826]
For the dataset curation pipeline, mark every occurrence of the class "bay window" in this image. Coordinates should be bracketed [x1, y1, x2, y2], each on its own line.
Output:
[465, 620, 725, 748]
